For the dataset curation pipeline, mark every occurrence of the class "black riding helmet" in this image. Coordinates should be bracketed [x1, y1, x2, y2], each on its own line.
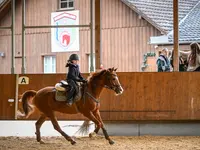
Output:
[68, 54, 79, 61]
[66, 54, 79, 67]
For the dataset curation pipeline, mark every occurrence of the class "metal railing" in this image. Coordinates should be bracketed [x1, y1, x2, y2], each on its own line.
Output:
[21, 0, 95, 74]
[0, 0, 15, 74]
[0, 0, 95, 74]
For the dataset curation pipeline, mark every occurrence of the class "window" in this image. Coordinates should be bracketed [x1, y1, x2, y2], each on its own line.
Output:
[44, 56, 56, 73]
[59, 0, 74, 10]
[88, 53, 96, 72]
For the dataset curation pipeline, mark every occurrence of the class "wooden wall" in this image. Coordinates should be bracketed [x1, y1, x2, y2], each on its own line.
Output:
[0, 74, 15, 119]
[1, 72, 200, 121]
[0, 0, 160, 74]
[101, 0, 160, 72]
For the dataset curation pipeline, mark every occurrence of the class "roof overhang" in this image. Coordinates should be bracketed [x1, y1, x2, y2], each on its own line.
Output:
[150, 35, 200, 45]
[0, 0, 11, 21]
[150, 35, 169, 45]
[121, 0, 168, 34]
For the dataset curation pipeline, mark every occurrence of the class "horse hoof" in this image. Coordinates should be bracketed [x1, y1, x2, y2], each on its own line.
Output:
[109, 140, 115, 145]
[40, 140, 45, 144]
[71, 140, 76, 145]
[89, 132, 96, 138]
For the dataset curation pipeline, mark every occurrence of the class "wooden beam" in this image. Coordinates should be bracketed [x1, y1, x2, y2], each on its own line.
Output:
[90, 0, 94, 72]
[95, 0, 101, 70]
[173, 0, 179, 71]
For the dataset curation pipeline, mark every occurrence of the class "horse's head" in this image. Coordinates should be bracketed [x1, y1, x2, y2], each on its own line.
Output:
[103, 67, 124, 95]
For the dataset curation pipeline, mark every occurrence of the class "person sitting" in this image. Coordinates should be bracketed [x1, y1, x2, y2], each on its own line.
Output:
[65, 54, 87, 106]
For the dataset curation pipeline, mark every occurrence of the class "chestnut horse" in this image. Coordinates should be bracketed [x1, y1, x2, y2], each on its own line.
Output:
[19, 68, 123, 145]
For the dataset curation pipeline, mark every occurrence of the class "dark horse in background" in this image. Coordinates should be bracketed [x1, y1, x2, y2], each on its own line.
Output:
[18, 68, 123, 145]
[170, 50, 188, 71]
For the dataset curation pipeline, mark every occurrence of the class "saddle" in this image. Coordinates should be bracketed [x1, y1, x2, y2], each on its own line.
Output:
[54, 80, 83, 102]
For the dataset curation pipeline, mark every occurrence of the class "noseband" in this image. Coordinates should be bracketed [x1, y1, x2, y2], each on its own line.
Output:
[104, 74, 121, 91]
[83, 73, 121, 104]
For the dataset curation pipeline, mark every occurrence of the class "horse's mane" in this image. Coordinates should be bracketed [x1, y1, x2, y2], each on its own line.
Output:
[87, 69, 107, 83]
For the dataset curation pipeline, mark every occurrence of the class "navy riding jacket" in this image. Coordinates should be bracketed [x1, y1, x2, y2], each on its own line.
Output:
[66, 63, 85, 82]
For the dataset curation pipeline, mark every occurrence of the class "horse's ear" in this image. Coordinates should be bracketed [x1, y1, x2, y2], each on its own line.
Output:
[108, 67, 115, 72]
[114, 68, 118, 71]
[108, 68, 112, 72]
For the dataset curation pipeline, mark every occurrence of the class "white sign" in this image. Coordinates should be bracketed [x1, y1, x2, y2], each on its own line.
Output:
[18, 76, 29, 85]
[51, 11, 80, 52]
[8, 99, 14, 103]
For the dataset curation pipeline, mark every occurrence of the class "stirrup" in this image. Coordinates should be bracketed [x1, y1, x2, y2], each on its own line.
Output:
[66, 101, 73, 106]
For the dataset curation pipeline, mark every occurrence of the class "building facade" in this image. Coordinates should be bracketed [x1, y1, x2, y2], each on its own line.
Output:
[0, 0, 163, 74]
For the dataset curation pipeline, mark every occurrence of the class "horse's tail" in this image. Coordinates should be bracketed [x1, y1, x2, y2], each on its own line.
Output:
[75, 120, 93, 136]
[20, 90, 37, 119]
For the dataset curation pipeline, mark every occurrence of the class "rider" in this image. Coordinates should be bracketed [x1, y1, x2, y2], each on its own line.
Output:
[65, 54, 87, 106]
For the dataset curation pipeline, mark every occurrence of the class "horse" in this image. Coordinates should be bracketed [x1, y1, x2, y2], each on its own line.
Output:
[170, 50, 188, 71]
[18, 67, 123, 145]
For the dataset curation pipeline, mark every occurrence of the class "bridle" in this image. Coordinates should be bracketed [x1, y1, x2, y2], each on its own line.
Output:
[83, 72, 121, 104]
[104, 73, 122, 91]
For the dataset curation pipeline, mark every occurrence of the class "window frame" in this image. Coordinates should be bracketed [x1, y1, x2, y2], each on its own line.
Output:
[58, 0, 75, 11]
[43, 55, 56, 74]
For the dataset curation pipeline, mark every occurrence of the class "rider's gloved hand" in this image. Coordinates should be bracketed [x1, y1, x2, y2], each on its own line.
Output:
[82, 79, 88, 83]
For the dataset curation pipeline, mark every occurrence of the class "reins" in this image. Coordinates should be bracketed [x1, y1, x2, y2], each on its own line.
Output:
[83, 83, 100, 104]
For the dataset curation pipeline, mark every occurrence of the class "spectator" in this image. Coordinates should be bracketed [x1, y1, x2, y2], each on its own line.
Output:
[156, 48, 171, 72]
[170, 49, 187, 72]
[180, 42, 200, 72]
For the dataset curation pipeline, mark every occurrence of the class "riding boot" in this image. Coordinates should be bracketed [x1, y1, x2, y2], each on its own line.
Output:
[66, 88, 74, 106]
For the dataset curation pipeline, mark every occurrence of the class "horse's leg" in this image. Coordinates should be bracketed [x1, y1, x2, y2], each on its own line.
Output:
[93, 110, 114, 145]
[89, 123, 99, 137]
[90, 112, 101, 135]
[87, 114, 100, 138]
[83, 111, 114, 145]
[83, 112, 100, 137]
[35, 114, 46, 144]
[49, 112, 76, 145]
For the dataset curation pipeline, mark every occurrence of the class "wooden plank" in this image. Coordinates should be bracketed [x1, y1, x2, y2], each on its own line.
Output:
[95, 0, 101, 70]
[3, 73, 200, 121]
[0, 74, 15, 119]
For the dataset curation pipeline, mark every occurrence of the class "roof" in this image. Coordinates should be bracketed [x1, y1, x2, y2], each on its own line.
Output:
[168, 1, 200, 43]
[121, 0, 199, 34]
[0, 0, 10, 21]
[0, 0, 4, 4]
[0, 0, 6, 7]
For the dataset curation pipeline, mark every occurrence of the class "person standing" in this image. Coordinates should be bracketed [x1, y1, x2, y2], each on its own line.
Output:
[156, 48, 171, 72]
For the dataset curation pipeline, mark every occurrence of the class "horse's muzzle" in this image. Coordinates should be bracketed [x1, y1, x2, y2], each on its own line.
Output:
[115, 85, 124, 95]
